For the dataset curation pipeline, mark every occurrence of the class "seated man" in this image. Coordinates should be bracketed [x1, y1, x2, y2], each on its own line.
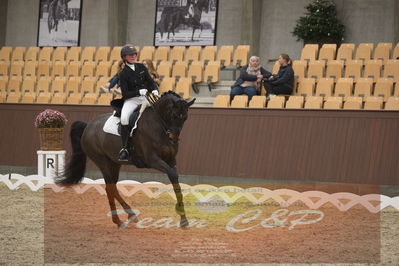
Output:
[230, 56, 271, 102]
[264, 53, 295, 99]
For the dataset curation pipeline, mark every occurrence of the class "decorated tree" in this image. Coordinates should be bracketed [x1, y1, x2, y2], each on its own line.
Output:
[292, 0, 345, 45]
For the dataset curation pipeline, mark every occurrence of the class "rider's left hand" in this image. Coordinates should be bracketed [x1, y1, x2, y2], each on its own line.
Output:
[152, 90, 159, 96]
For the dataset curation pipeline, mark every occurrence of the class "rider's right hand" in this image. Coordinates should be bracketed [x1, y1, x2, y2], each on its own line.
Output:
[139, 89, 148, 96]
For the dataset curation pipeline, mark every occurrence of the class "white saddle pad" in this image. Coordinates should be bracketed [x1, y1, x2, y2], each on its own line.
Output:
[103, 103, 148, 136]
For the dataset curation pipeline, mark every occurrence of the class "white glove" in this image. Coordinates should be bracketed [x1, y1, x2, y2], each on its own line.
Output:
[152, 90, 159, 96]
[139, 89, 148, 96]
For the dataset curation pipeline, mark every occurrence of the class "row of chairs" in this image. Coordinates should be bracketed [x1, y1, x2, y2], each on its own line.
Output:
[0, 90, 114, 105]
[294, 77, 398, 102]
[214, 95, 399, 110]
[272, 59, 399, 83]
[0, 45, 251, 67]
[300, 43, 399, 63]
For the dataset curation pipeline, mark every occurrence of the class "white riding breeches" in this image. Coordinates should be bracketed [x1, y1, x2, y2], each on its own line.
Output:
[120, 96, 146, 125]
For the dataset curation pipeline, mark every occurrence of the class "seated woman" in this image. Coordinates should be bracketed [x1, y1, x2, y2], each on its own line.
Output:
[230, 56, 271, 102]
[264, 54, 294, 98]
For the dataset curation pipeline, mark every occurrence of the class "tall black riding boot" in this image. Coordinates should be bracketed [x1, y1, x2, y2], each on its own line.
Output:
[118, 125, 131, 162]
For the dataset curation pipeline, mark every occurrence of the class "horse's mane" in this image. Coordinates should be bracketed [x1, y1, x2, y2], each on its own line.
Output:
[155, 91, 182, 106]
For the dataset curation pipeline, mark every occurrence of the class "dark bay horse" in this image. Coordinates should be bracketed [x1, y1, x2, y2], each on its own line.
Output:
[157, 0, 210, 41]
[56, 92, 195, 228]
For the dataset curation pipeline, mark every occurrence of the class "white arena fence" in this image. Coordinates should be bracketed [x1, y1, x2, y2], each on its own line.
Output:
[1, 173, 399, 213]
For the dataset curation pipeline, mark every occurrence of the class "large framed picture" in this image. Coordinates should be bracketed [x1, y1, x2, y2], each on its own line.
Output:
[154, 0, 218, 46]
[37, 0, 83, 46]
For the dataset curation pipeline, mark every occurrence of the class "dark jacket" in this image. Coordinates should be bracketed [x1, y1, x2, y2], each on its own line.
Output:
[119, 63, 158, 100]
[232, 65, 272, 88]
[270, 64, 294, 90]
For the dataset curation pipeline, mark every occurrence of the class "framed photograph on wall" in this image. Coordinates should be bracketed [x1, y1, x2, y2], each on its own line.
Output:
[37, 0, 83, 46]
[154, 0, 218, 46]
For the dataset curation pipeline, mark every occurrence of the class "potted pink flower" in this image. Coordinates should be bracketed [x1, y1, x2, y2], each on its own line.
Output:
[35, 109, 67, 150]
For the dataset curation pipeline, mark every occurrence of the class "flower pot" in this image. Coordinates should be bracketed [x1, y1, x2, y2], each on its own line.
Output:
[38, 128, 64, 150]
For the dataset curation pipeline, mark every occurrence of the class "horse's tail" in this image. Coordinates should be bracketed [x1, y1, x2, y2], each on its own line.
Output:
[55, 121, 87, 185]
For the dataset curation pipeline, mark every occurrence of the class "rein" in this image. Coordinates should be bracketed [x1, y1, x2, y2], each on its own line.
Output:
[145, 93, 180, 144]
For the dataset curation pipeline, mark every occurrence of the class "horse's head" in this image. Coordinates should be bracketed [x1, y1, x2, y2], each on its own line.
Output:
[155, 91, 196, 132]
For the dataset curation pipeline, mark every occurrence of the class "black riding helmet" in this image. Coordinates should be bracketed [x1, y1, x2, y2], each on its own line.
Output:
[120, 45, 138, 58]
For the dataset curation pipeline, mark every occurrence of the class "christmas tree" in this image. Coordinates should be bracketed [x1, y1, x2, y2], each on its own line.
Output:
[292, 0, 345, 45]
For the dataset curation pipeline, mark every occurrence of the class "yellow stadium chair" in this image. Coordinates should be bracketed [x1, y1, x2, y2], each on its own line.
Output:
[110, 60, 123, 76]
[96, 76, 111, 92]
[66, 92, 83, 104]
[374, 43, 392, 64]
[304, 96, 323, 109]
[0, 61, 9, 76]
[52, 47, 67, 62]
[66, 46, 81, 62]
[272, 60, 280, 75]
[175, 77, 191, 99]
[80, 46, 96, 62]
[81, 93, 98, 105]
[393, 43, 399, 59]
[384, 60, 399, 83]
[66, 61, 81, 78]
[187, 60, 204, 83]
[172, 61, 188, 79]
[231, 95, 248, 108]
[297, 78, 316, 97]
[39, 47, 54, 61]
[300, 44, 318, 61]
[267, 96, 285, 108]
[217, 45, 234, 68]
[364, 96, 383, 110]
[52, 76, 66, 93]
[52, 61, 66, 77]
[285, 96, 304, 109]
[23, 61, 37, 77]
[50, 92, 67, 104]
[248, 95, 266, 108]
[343, 96, 363, 110]
[355, 43, 373, 62]
[65, 76, 82, 94]
[292, 60, 307, 80]
[25, 47, 39, 61]
[185, 46, 201, 63]
[315, 78, 334, 98]
[21, 91, 37, 103]
[0, 46, 12, 62]
[154, 46, 170, 64]
[336, 46, 353, 63]
[11, 47, 26, 61]
[323, 96, 343, 109]
[364, 59, 382, 82]
[307, 60, 325, 81]
[204, 60, 220, 84]
[81, 77, 97, 93]
[334, 78, 354, 99]
[157, 61, 172, 78]
[344, 60, 362, 82]
[232, 45, 250, 67]
[201, 46, 217, 63]
[10, 61, 24, 76]
[37, 61, 51, 77]
[169, 46, 185, 63]
[21, 76, 36, 92]
[354, 78, 373, 98]
[159, 77, 176, 94]
[109, 46, 122, 62]
[318, 45, 336, 61]
[326, 60, 344, 81]
[36, 76, 52, 93]
[139, 46, 155, 62]
[95, 46, 110, 63]
[6, 91, 22, 103]
[96, 61, 111, 78]
[0, 76, 8, 93]
[213, 95, 230, 107]
[374, 77, 394, 102]
[385, 97, 399, 110]
[97, 93, 113, 105]
[0, 90, 6, 102]
[81, 61, 96, 77]
[36, 92, 52, 104]
[8, 76, 22, 92]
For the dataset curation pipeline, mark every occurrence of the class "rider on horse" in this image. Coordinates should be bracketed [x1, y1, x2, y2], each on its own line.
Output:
[118, 45, 159, 161]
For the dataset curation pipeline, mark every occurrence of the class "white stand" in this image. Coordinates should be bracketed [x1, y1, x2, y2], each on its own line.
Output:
[37, 150, 66, 178]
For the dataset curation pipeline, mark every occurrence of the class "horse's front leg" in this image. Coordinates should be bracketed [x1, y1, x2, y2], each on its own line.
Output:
[105, 184, 123, 227]
[150, 158, 188, 228]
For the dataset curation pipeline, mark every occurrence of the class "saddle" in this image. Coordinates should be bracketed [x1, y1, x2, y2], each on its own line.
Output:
[110, 98, 142, 135]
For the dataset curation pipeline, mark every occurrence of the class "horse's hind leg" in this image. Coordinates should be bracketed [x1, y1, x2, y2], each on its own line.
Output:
[150, 158, 188, 228]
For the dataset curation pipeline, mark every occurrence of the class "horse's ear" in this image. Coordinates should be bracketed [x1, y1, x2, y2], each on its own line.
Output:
[186, 98, 196, 107]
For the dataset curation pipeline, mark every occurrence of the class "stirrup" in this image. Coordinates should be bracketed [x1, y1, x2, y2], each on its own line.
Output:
[118, 148, 129, 162]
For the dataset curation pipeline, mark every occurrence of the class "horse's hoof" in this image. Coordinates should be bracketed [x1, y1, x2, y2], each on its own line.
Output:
[180, 219, 189, 228]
